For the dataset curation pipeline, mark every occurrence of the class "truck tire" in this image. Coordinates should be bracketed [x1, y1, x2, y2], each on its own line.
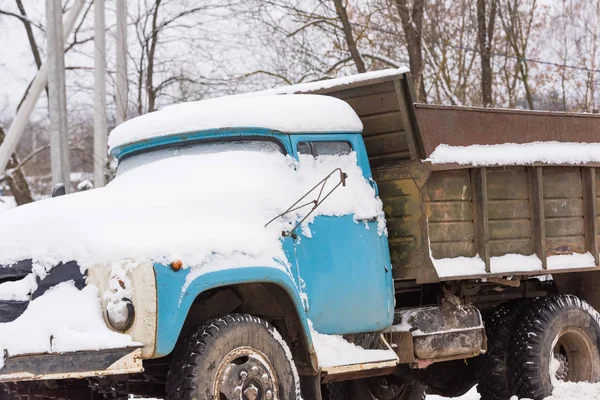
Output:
[166, 313, 301, 400]
[325, 376, 426, 400]
[477, 298, 537, 400]
[508, 295, 600, 400]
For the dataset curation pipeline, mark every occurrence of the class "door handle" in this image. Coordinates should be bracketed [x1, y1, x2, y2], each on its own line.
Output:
[368, 178, 379, 195]
[357, 216, 378, 222]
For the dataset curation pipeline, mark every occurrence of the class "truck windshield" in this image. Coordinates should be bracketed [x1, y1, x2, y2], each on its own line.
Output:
[115, 140, 285, 177]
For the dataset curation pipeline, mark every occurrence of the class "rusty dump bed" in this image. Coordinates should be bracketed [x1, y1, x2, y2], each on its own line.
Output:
[303, 71, 600, 284]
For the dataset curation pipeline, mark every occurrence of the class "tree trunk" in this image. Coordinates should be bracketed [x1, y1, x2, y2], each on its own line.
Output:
[146, 0, 161, 113]
[520, 62, 534, 110]
[0, 127, 33, 205]
[14, 0, 48, 111]
[332, 0, 366, 73]
[394, 0, 427, 102]
[477, 0, 497, 106]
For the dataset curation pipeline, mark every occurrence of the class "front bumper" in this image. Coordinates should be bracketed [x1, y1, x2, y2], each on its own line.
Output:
[0, 347, 143, 383]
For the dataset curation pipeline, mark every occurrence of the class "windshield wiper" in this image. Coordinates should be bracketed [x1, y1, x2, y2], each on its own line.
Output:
[265, 168, 347, 237]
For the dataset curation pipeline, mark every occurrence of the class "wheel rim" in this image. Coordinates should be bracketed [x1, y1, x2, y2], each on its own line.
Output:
[551, 327, 596, 382]
[213, 346, 279, 400]
[366, 376, 411, 400]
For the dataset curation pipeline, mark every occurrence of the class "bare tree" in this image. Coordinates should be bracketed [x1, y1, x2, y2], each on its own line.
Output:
[131, 0, 231, 114]
[421, 0, 478, 105]
[0, 127, 34, 205]
[477, 0, 497, 106]
[0, 0, 95, 202]
[498, 0, 538, 110]
[332, 0, 366, 72]
[394, 0, 426, 101]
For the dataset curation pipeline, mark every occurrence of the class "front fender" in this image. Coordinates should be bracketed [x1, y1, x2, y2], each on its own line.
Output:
[152, 263, 314, 358]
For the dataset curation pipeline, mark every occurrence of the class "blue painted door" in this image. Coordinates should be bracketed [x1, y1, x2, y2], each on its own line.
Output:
[290, 134, 394, 335]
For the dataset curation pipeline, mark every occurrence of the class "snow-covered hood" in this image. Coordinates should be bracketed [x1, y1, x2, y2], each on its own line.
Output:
[0, 150, 383, 271]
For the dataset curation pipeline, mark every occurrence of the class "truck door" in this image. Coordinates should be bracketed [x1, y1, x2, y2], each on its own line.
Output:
[290, 135, 394, 335]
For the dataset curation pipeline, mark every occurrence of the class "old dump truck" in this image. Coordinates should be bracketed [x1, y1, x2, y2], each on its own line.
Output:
[1, 69, 600, 400]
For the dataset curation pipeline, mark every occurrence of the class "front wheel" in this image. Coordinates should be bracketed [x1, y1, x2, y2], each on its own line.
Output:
[166, 314, 301, 400]
[325, 376, 426, 400]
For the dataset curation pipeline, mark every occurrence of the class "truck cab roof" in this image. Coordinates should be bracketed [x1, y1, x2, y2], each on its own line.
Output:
[108, 94, 363, 158]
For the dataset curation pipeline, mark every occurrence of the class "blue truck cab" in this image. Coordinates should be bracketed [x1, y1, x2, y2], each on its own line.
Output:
[126, 129, 395, 360]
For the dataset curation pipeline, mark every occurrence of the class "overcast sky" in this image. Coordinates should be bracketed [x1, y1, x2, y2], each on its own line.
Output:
[0, 0, 44, 116]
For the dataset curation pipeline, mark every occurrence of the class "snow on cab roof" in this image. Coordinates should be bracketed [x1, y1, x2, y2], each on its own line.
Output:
[108, 94, 363, 151]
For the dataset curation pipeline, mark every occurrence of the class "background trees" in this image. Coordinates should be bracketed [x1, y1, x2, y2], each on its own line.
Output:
[0, 0, 599, 200]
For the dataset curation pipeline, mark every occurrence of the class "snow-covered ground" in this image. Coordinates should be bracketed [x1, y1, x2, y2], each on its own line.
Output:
[427, 387, 480, 400]
[426, 383, 600, 399]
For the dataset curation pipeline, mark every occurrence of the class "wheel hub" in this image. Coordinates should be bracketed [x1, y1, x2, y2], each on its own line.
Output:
[551, 327, 594, 383]
[214, 347, 278, 400]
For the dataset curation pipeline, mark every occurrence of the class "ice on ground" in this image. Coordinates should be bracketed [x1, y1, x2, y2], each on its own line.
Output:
[428, 142, 600, 166]
[0, 281, 135, 368]
[108, 94, 362, 150]
[238, 68, 409, 97]
[309, 321, 396, 368]
[432, 252, 596, 278]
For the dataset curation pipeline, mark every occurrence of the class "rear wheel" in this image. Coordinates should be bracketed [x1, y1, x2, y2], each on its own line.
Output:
[166, 314, 301, 400]
[477, 298, 537, 400]
[508, 295, 600, 400]
[325, 376, 425, 400]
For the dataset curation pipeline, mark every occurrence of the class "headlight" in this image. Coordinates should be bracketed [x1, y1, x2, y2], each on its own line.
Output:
[107, 297, 135, 331]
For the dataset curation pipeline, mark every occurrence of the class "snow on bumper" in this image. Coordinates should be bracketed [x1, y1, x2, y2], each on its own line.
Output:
[0, 347, 143, 383]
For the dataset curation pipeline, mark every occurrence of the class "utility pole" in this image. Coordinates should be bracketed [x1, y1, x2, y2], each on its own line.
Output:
[0, 0, 84, 175]
[116, 0, 128, 125]
[46, 0, 71, 191]
[94, 0, 107, 187]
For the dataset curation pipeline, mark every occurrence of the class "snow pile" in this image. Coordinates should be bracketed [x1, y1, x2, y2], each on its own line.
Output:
[427, 142, 600, 166]
[433, 256, 487, 277]
[547, 252, 596, 269]
[239, 68, 409, 97]
[308, 321, 396, 368]
[0, 275, 36, 301]
[433, 252, 596, 278]
[108, 94, 363, 150]
[0, 281, 135, 368]
[0, 145, 382, 365]
[0, 147, 383, 277]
